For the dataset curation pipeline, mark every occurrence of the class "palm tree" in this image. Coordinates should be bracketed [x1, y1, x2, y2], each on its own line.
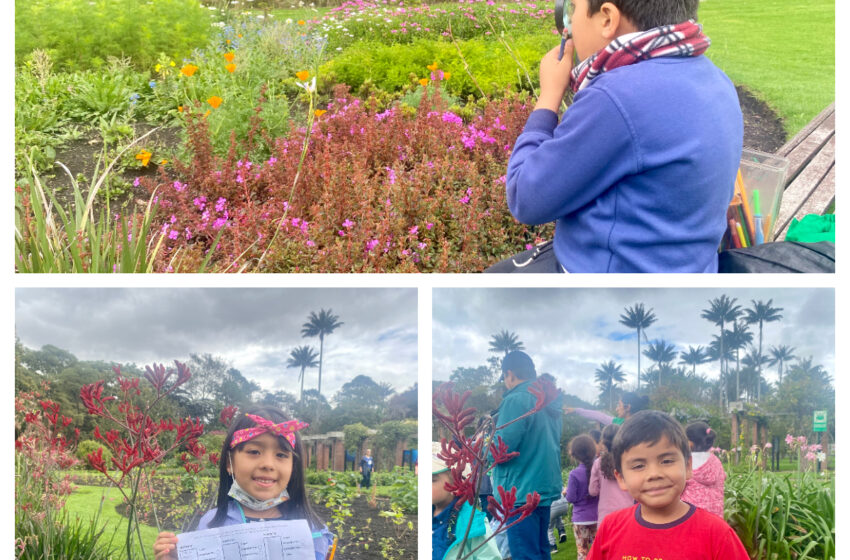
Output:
[744, 299, 783, 401]
[619, 303, 657, 391]
[725, 321, 753, 402]
[642, 340, 677, 387]
[287, 345, 319, 402]
[767, 345, 796, 386]
[301, 309, 344, 406]
[700, 295, 742, 409]
[594, 360, 626, 410]
[488, 330, 525, 357]
[679, 345, 710, 377]
[741, 350, 771, 401]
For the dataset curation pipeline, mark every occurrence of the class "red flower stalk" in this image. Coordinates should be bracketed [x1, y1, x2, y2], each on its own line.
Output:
[209, 452, 220, 466]
[220, 405, 238, 428]
[177, 418, 204, 441]
[142, 363, 173, 392]
[489, 436, 520, 465]
[527, 376, 557, 412]
[433, 383, 476, 433]
[80, 380, 110, 415]
[87, 447, 108, 474]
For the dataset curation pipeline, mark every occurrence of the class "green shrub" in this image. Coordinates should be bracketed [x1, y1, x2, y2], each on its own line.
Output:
[15, 0, 215, 71]
[16, 508, 117, 560]
[76, 440, 114, 468]
[321, 35, 550, 98]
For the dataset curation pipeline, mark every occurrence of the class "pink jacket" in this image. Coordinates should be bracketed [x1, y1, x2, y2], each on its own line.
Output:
[588, 456, 634, 523]
[681, 453, 726, 517]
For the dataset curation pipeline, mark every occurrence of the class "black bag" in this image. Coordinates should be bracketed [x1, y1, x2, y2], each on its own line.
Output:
[718, 241, 835, 273]
[483, 240, 563, 273]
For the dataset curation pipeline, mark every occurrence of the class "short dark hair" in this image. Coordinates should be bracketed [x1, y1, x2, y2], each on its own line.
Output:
[589, 429, 602, 444]
[501, 351, 536, 380]
[685, 421, 716, 452]
[586, 0, 699, 31]
[612, 410, 690, 473]
[621, 391, 650, 415]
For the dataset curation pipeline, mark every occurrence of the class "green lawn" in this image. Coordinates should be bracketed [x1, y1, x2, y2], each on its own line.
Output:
[699, 0, 835, 136]
[64, 484, 159, 559]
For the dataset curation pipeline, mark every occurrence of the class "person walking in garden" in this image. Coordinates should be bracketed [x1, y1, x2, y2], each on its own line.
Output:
[491, 351, 563, 560]
[153, 406, 334, 560]
[499, 0, 743, 272]
[681, 421, 726, 518]
[360, 448, 374, 489]
[587, 410, 748, 559]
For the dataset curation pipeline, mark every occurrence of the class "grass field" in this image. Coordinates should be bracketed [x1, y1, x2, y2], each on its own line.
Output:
[696, 0, 834, 136]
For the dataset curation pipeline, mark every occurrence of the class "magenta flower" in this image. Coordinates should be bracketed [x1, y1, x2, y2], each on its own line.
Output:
[343, 219, 355, 229]
[409, 225, 419, 235]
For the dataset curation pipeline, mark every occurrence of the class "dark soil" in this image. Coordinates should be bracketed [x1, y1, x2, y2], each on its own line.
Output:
[736, 85, 787, 152]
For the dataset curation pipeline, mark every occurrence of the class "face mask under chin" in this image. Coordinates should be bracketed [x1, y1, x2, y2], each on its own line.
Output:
[228, 478, 290, 512]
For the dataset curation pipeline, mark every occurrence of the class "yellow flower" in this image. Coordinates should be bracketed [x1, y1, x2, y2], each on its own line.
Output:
[154, 63, 162, 72]
[224, 52, 235, 63]
[180, 64, 199, 77]
[443, 72, 451, 80]
[427, 62, 438, 71]
[160, 159, 168, 165]
[177, 105, 184, 113]
[419, 78, 429, 87]
[135, 149, 152, 167]
[226, 39, 231, 45]
[296, 70, 310, 82]
[225, 63, 236, 73]
[314, 109, 327, 117]
[237, 34, 242, 38]
[169, 61, 176, 67]
[207, 96, 223, 109]
[203, 110, 211, 119]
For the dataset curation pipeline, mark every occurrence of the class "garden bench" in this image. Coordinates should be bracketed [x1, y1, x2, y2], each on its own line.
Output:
[773, 103, 835, 240]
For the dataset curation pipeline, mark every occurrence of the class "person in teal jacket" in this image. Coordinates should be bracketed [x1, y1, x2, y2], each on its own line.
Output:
[433, 442, 501, 560]
[491, 351, 564, 560]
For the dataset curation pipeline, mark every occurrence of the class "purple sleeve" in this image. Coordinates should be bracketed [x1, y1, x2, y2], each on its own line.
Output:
[506, 88, 636, 225]
[565, 468, 583, 504]
[571, 408, 614, 425]
[588, 457, 601, 497]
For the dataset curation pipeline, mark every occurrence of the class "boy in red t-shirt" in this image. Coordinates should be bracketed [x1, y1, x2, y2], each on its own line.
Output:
[587, 410, 749, 560]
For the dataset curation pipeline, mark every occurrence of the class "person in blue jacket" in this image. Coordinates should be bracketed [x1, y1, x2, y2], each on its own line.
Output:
[504, 0, 743, 272]
[432, 442, 501, 560]
[491, 351, 564, 560]
[153, 407, 334, 560]
[360, 448, 374, 489]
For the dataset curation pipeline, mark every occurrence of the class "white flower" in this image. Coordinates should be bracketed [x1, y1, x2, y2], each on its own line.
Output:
[286, 18, 293, 23]
[295, 77, 317, 92]
[817, 452, 827, 463]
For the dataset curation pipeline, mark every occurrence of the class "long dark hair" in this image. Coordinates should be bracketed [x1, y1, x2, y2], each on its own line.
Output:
[209, 406, 323, 529]
[685, 421, 716, 452]
[569, 434, 597, 478]
[599, 424, 619, 480]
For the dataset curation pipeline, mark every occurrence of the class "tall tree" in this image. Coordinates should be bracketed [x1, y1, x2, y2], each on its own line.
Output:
[744, 299, 783, 401]
[679, 345, 710, 377]
[287, 345, 319, 402]
[700, 295, 742, 409]
[594, 360, 626, 409]
[642, 340, 678, 387]
[741, 350, 771, 401]
[487, 330, 524, 373]
[767, 345, 796, 386]
[619, 303, 657, 391]
[725, 321, 753, 402]
[301, 308, 344, 412]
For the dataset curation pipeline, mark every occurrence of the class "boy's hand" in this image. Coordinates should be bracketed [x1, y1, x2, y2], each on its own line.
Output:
[154, 532, 178, 560]
[535, 38, 574, 113]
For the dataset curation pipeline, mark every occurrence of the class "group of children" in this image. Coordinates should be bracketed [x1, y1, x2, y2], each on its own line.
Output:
[558, 415, 732, 559]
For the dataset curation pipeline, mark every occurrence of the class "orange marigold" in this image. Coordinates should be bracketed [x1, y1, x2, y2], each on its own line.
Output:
[207, 96, 223, 109]
[419, 78, 429, 87]
[223, 52, 235, 63]
[135, 150, 152, 167]
[296, 70, 310, 81]
[314, 109, 327, 117]
[180, 64, 199, 77]
[225, 63, 236, 73]
[427, 62, 438, 71]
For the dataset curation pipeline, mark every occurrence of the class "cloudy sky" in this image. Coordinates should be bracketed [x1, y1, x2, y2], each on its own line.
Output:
[433, 288, 834, 404]
[15, 288, 418, 400]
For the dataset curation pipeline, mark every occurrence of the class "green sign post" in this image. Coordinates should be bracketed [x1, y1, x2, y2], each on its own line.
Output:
[813, 410, 827, 432]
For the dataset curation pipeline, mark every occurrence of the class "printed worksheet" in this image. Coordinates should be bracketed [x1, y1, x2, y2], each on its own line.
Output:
[176, 519, 314, 560]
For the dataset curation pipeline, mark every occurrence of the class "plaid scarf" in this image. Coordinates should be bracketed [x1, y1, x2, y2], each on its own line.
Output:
[570, 20, 710, 93]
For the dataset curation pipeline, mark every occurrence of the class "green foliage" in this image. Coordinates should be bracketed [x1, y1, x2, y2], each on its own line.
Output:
[15, 0, 215, 71]
[16, 507, 117, 560]
[374, 420, 417, 457]
[383, 467, 417, 514]
[321, 35, 550, 98]
[76, 440, 113, 468]
[343, 423, 371, 452]
[726, 469, 834, 559]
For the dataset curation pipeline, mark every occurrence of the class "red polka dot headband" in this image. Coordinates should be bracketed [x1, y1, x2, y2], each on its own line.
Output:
[230, 414, 309, 449]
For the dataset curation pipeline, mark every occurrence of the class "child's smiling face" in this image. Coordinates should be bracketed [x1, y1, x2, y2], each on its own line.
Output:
[615, 435, 692, 523]
[228, 433, 293, 509]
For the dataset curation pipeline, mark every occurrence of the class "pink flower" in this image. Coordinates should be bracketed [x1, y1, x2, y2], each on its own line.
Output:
[306, 240, 316, 247]
[409, 225, 418, 235]
[785, 434, 794, 446]
[173, 181, 186, 192]
[193, 196, 207, 210]
[338, 230, 346, 236]
[366, 239, 379, 252]
[343, 219, 355, 229]
[133, 177, 140, 187]
[418, 242, 426, 249]
[168, 230, 179, 240]
[213, 218, 227, 230]
[426, 222, 434, 230]
[764, 442, 772, 449]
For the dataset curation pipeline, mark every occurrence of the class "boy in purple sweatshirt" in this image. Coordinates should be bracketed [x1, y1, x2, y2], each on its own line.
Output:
[504, 0, 742, 272]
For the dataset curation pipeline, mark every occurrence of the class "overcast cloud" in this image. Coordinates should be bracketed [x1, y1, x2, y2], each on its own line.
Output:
[16, 288, 418, 401]
[433, 288, 834, 404]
